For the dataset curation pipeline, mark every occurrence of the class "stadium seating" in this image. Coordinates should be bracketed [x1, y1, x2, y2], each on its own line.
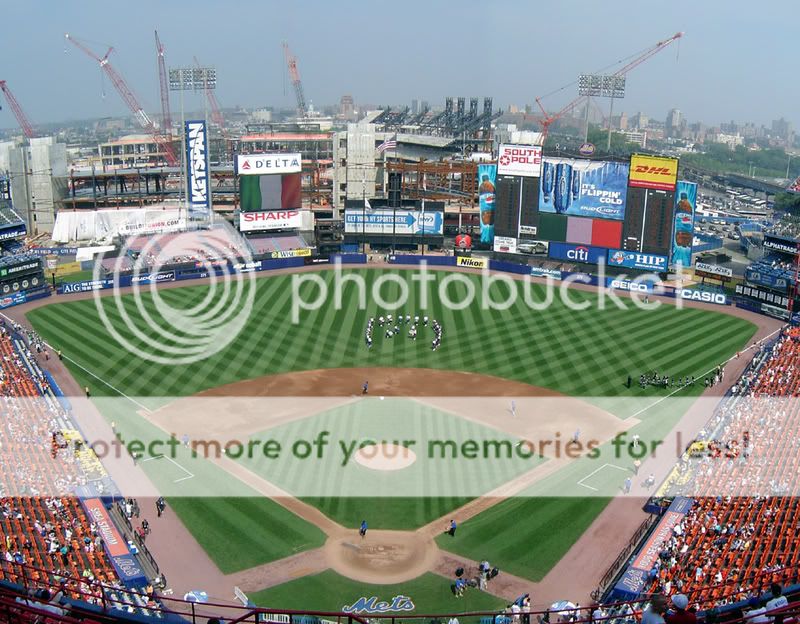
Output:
[246, 234, 310, 256]
[0, 326, 158, 615]
[644, 327, 800, 608]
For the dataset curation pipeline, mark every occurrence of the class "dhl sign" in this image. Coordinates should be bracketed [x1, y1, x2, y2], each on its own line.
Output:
[628, 154, 679, 191]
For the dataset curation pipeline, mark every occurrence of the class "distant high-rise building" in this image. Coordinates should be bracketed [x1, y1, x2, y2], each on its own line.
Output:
[631, 112, 648, 131]
[772, 117, 793, 141]
[340, 95, 355, 120]
[411, 99, 419, 114]
[666, 108, 682, 137]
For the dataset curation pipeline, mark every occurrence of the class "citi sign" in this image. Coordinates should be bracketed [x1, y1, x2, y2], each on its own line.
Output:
[568, 246, 591, 262]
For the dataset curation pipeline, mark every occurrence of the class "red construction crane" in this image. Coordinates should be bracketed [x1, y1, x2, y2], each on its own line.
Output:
[282, 42, 307, 118]
[154, 30, 173, 138]
[535, 32, 684, 145]
[64, 33, 178, 166]
[0, 80, 35, 139]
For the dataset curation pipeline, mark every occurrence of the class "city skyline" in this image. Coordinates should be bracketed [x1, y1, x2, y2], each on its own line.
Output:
[0, 0, 796, 130]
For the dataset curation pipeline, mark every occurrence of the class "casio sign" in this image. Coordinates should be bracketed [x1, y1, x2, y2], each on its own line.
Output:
[679, 289, 727, 304]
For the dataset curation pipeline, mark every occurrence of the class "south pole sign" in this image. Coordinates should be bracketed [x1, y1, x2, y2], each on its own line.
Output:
[497, 144, 542, 177]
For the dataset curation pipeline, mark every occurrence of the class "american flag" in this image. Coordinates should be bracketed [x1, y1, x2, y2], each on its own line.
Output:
[376, 135, 397, 153]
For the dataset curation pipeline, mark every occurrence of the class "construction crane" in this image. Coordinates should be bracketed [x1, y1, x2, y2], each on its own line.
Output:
[535, 32, 684, 145]
[64, 33, 179, 166]
[193, 56, 232, 161]
[154, 30, 172, 138]
[0, 80, 35, 139]
[282, 42, 307, 118]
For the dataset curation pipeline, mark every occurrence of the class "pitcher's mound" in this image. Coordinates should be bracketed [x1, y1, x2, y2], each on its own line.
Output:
[325, 530, 439, 584]
[354, 443, 417, 471]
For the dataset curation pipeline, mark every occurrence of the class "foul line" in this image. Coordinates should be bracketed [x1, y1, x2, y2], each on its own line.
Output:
[142, 453, 195, 483]
[626, 326, 783, 421]
[577, 463, 629, 491]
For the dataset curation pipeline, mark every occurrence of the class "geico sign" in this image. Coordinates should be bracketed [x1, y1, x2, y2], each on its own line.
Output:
[679, 289, 727, 304]
[611, 280, 650, 292]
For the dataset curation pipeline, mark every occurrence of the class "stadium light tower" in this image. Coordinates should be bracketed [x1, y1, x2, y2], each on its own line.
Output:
[577, 73, 625, 149]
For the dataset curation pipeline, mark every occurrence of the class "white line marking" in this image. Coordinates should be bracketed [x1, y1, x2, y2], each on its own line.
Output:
[139, 453, 194, 482]
[626, 327, 783, 420]
[577, 462, 628, 491]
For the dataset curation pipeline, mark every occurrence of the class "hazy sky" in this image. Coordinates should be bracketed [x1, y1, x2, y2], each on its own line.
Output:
[1, 0, 795, 129]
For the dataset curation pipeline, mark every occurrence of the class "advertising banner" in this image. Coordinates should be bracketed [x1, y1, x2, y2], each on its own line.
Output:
[27, 247, 78, 257]
[677, 289, 728, 305]
[605, 277, 654, 293]
[628, 154, 679, 191]
[670, 181, 696, 267]
[539, 158, 628, 220]
[83, 498, 129, 558]
[185, 120, 210, 218]
[763, 235, 798, 255]
[478, 164, 497, 244]
[607, 249, 668, 271]
[695, 261, 733, 279]
[736, 283, 791, 308]
[456, 256, 488, 269]
[548, 242, 606, 264]
[0, 224, 26, 241]
[236, 153, 302, 175]
[497, 144, 542, 177]
[344, 209, 443, 236]
[493, 236, 518, 253]
[744, 267, 789, 292]
[269, 249, 311, 259]
[240, 210, 304, 232]
[530, 266, 562, 280]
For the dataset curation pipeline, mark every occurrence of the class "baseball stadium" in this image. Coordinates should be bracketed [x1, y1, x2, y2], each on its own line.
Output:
[2, 22, 800, 624]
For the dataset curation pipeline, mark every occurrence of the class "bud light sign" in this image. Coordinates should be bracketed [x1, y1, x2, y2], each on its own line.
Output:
[548, 242, 606, 264]
[185, 120, 210, 218]
[607, 249, 668, 271]
[478, 164, 497, 244]
[539, 158, 629, 221]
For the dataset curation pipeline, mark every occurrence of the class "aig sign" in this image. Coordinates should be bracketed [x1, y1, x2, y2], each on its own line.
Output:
[497, 144, 542, 177]
[185, 120, 210, 216]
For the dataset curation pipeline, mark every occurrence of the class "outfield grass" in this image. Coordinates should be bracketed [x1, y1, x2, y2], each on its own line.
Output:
[28, 269, 755, 404]
[249, 570, 507, 615]
[27, 268, 757, 581]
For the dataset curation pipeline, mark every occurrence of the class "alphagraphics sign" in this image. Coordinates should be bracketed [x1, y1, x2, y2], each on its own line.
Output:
[343, 596, 415, 614]
[497, 144, 542, 177]
[607, 249, 668, 271]
[236, 153, 302, 175]
[677, 289, 728, 305]
[185, 120, 210, 217]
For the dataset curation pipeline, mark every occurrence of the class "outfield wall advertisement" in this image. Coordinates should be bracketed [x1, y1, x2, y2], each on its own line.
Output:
[236, 153, 302, 175]
[548, 242, 606, 264]
[344, 209, 444, 236]
[539, 158, 628, 220]
[185, 120, 210, 218]
[628, 154, 679, 191]
[478, 164, 497, 244]
[607, 249, 668, 271]
[239, 210, 306, 232]
[670, 181, 696, 267]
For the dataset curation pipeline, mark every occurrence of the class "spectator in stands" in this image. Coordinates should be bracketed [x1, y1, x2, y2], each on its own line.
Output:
[15, 587, 66, 617]
[666, 594, 696, 624]
[641, 594, 668, 624]
[744, 597, 769, 624]
[765, 583, 788, 622]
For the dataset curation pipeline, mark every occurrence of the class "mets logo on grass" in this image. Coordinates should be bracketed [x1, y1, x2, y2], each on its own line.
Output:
[343, 595, 415, 614]
[91, 220, 257, 366]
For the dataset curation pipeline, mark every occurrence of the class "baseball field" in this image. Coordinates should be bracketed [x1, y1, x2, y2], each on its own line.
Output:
[25, 267, 758, 612]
